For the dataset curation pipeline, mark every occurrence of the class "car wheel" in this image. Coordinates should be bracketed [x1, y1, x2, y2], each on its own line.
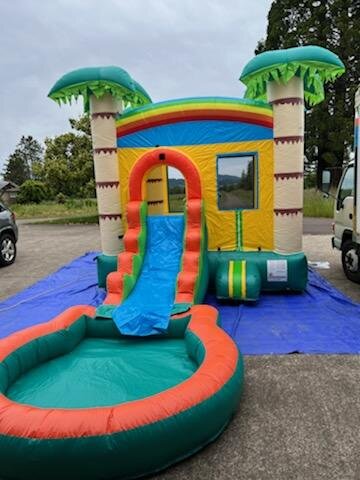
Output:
[341, 240, 360, 284]
[0, 233, 16, 267]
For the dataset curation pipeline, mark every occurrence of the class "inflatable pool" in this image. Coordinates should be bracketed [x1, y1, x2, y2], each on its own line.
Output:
[0, 304, 243, 480]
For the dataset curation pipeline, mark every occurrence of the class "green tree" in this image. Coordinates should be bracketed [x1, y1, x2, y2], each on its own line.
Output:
[256, 0, 360, 187]
[40, 115, 94, 197]
[2, 152, 29, 185]
[3, 136, 43, 185]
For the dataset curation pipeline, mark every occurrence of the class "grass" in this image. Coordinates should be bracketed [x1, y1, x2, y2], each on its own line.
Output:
[11, 189, 334, 225]
[303, 189, 334, 218]
[12, 198, 98, 219]
[168, 193, 185, 213]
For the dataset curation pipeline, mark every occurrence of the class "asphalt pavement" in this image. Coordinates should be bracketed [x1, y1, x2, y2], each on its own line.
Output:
[303, 217, 332, 235]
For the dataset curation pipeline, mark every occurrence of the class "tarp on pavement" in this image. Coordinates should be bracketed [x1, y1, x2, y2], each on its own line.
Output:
[1, 252, 360, 354]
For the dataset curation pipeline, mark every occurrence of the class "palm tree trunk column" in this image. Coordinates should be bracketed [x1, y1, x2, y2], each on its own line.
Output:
[90, 94, 123, 256]
[267, 76, 304, 253]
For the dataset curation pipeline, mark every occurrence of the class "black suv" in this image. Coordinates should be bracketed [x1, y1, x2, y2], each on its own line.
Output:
[0, 203, 18, 266]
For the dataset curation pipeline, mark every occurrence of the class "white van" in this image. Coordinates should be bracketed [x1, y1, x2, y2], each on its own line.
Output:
[326, 86, 360, 282]
[331, 161, 358, 280]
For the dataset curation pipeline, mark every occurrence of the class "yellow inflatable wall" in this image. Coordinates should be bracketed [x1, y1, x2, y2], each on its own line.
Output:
[116, 98, 274, 252]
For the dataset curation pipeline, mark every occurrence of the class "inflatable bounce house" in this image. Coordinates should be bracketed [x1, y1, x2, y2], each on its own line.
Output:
[0, 46, 344, 480]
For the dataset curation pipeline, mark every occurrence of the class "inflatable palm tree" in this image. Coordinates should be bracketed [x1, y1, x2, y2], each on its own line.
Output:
[49, 67, 151, 255]
[241, 46, 345, 253]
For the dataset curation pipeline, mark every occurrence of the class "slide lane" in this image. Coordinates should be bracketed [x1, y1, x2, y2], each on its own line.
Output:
[102, 199, 207, 335]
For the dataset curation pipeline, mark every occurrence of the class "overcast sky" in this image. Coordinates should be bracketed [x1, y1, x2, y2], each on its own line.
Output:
[0, 0, 272, 172]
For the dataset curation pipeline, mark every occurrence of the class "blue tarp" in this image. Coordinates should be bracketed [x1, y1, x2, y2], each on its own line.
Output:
[1, 251, 360, 354]
[112, 215, 184, 336]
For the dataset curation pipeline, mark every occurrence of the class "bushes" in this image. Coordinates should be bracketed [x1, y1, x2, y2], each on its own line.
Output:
[17, 184, 96, 207]
[17, 180, 49, 204]
[79, 179, 96, 199]
[56, 193, 67, 204]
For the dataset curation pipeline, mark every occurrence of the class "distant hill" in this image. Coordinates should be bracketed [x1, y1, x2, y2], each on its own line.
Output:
[217, 174, 241, 186]
[168, 178, 185, 189]
[168, 175, 240, 192]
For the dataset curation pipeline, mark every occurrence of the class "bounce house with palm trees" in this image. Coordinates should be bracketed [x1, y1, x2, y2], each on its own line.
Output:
[49, 45, 344, 304]
[0, 46, 344, 480]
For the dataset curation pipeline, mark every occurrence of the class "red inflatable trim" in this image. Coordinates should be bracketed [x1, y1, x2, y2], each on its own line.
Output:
[117, 109, 273, 137]
[104, 200, 145, 304]
[129, 148, 201, 201]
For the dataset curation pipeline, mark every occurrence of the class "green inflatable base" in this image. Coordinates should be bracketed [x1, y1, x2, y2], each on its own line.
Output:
[97, 251, 308, 295]
[216, 260, 261, 301]
[209, 250, 308, 294]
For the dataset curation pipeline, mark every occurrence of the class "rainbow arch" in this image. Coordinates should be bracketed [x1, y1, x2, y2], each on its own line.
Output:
[116, 97, 273, 138]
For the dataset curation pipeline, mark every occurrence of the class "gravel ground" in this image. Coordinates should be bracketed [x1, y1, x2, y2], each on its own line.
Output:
[0, 223, 100, 301]
[1, 224, 360, 480]
[156, 355, 360, 480]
